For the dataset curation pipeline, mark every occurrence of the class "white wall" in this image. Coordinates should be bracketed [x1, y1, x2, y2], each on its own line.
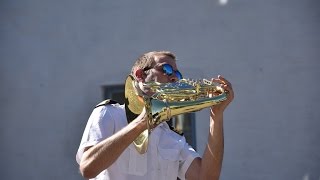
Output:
[1, 0, 319, 180]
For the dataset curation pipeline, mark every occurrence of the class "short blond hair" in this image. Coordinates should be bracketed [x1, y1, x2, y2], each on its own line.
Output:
[131, 51, 176, 76]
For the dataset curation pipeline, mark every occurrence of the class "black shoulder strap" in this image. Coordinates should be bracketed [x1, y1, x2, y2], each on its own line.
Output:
[95, 99, 119, 108]
[167, 122, 184, 136]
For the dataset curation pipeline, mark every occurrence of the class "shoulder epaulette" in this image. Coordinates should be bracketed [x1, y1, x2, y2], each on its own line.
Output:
[95, 99, 119, 108]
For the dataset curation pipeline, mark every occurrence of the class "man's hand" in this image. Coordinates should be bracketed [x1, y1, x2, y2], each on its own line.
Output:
[134, 107, 149, 130]
[211, 75, 234, 114]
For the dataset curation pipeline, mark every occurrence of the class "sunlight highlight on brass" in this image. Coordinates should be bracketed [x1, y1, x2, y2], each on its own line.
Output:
[125, 75, 227, 154]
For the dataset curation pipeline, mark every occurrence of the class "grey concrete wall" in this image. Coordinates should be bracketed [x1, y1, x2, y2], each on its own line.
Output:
[1, 0, 319, 180]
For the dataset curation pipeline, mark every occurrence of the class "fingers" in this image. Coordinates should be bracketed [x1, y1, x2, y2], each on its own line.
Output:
[211, 75, 234, 96]
[211, 75, 229, 86]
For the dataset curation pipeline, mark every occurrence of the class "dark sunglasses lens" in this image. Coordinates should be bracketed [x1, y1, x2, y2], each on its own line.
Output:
[162, 64, 173, 75]
[162, 64, 182, 80]
[175, 71, 183, 80]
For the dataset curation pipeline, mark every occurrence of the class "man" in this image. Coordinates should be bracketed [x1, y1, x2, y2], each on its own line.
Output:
[76, 51, 234, 180]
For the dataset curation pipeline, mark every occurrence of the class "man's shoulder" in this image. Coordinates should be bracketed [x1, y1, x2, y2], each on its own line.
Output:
[91, 99, 126, 126]
[95, 99, 120, 108]
[93, 99, 125, 117]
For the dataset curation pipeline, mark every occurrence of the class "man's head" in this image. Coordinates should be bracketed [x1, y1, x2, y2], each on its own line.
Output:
[131, 51, 182, 84]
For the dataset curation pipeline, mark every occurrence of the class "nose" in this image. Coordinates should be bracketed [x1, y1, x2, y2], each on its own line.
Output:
[170, 74, 178, 82]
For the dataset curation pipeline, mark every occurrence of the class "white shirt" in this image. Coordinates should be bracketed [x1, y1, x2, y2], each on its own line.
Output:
[76, 103, 200, 180]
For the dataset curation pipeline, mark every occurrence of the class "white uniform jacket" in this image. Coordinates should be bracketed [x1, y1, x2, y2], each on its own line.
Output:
[76, 103, 200, 180]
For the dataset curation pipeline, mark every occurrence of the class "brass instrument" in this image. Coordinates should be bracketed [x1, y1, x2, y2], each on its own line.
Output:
[124, 75, 227, 154]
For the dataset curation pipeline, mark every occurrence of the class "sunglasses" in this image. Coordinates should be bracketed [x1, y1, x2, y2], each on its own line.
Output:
[145, 64, 183, 80]
[161, 64, 183, 80]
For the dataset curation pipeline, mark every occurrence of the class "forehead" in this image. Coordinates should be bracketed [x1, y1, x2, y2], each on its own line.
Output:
[153, 54, 177, 68]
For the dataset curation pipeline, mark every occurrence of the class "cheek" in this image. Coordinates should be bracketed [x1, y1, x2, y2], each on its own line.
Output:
[155, 76, 169, 83]
[145, 71, 168, 83]
[145, 73, 157, 82]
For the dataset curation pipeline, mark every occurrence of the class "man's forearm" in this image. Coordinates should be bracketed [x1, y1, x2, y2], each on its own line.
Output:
[199, 111, 224, 180]
[80, 119, 146, 179]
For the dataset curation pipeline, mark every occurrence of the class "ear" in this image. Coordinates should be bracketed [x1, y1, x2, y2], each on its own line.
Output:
[134, 69, 145, 81]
